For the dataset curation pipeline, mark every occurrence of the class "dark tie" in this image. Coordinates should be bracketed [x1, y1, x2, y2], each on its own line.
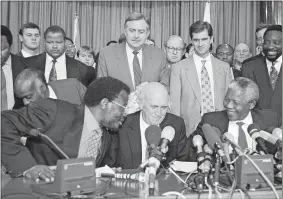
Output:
[1, 68, 8, 110]
[49, 59, 57, 82]
[201, 60, 214, 115]
[132, 51, 142, 87]
[237, 122, 248, 149]
[269, 62, 278, 90]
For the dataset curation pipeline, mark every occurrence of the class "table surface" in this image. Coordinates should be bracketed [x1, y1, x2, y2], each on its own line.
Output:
[1, 171, 282, 199]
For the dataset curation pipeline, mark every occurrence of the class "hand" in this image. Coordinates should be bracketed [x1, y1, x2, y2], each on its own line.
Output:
[149, 147, 164, 161]
[24, 165, 55, 183]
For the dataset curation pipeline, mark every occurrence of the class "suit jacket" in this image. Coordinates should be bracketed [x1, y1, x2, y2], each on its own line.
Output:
[15, 51, 23, 57]
[242, 54, 263, 65]
[24, 53, 96, 87]
[97, 43, 170, 91]
[115, 111, 195, 169]
[1, 98, 112, 177]
[242, 56, 282, 118]
[232, 68, 242, 78]
[170, 55, 233, 136]
[49, 78, 86, 105]
[191, 109, 282, 154]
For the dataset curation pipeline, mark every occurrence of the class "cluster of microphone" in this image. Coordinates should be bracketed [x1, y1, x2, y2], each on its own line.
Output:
[189, 123, 282, 192]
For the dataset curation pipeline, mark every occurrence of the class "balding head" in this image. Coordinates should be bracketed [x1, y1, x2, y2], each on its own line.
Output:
[14, 69, 48, 105]
[234, 43, 251, 64]
[164, 35, 186, 65]
[140, 82, 170, 125]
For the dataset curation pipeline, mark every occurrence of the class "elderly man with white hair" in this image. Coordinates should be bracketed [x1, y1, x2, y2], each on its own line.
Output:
[114, 82, 196, 169]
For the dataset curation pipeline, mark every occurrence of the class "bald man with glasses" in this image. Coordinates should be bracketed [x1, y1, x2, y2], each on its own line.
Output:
[164, 35, 186, 68]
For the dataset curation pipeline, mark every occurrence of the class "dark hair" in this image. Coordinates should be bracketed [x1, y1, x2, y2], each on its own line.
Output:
[106, 40, 117, 46]
[118, 33, 126, 44]
[84, 77, 130, 107]
[255, 24, 271, 34]
[65, 37, 74, 44]
[77, 45, 95, 58]
[215, 43, 234, 54]
[1, 25, 13, 46]
[124, 12, 150, 30]
[44, 25, 66, 40]
[263, 25, 282, 38]
[189, 20, 213, 39]
[19, 22, 40, 36]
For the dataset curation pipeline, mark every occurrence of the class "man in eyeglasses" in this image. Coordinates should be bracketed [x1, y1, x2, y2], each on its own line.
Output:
[164, 35, 186, 68]
[2, 77, 130, 182]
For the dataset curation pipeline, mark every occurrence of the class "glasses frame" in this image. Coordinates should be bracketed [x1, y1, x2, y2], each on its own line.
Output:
[111, 100, 126, 109]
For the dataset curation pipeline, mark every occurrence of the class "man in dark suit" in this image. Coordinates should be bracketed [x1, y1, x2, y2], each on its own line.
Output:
[16, 22, 41, 58]
[115, 82, 195, 169]
[191, 77, 281, 154]
[2, 77, 130, 182]
[215, 44, 242, 78]
[24, 25, 96, 87]
[14, 68, 86, 106]
[242, 25, 282, 118]
[1, 25, 26, 110]
[97, 12, 169, 91]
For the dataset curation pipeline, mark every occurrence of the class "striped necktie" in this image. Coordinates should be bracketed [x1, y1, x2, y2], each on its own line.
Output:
[133, 51, 142, 87]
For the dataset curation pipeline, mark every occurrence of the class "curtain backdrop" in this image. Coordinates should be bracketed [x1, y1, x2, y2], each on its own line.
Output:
[1, 1, 280, 56]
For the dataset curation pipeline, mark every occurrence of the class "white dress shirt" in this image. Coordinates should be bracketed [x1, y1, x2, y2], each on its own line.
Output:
[266, 55, 282, 75]
[21, 49, 39, 58]
[140, 112, 150, 163]
[227, 111, 257, 153]
[2, 55, 15, 110]
[193, 53, 215, 112]
[45, 53, 67, 83]
[47, 85, 57, 99]
[125, 43, 143, 89]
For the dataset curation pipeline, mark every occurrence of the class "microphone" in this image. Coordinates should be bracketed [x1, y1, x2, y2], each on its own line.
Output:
[202, 124, 228, 163]
[267, 126, 282, 141]
[194, 173, 205, 192]
[203, 144, 213, 155]
[222, 132, 245, 155]
[28, 129, 70, 159]
[159, 126, 175, 154]
[259, 130, 282, 149]
[101, 172, 146, 182]
[193, 135, 204, 154]
[247, 124, 268, 154]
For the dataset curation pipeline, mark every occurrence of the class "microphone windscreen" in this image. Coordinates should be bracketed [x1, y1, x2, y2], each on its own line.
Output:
[267, 126, 276, 133]
[247, 123, 260, 134]
[161, 126, 175, 142]
[212, 127, 222, 137]
[202, 124, 223, 150]
[222, 132, 236, 143]
[272, 128, 282, 141]
[145, 125, 162, 146]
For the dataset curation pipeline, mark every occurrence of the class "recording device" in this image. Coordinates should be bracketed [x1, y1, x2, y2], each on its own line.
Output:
[28, 129, 70, 159]
[159, 126, 175, 153]
[247, 124, 268, 154]
[267, 126, 282, 141]
[202, 124, 228, 163]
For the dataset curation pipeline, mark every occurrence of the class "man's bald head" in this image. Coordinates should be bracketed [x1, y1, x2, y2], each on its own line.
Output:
[234, 43, 251, 64]
[164, 35, 186, 65]
[140, 82, 170, 125]
[14, 69, 48, 105]
[216, 44, 234, 66]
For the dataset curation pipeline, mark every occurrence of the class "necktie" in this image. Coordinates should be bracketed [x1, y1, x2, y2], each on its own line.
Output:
[237, 122, 248, 149]
[269, 62, 278, 90]
[1, 68, 8, 111]
[49, 59, 57, 82]
[132, 51, 142, 87]
[201, 60, 214, 115]
[85, 129, 103, 159]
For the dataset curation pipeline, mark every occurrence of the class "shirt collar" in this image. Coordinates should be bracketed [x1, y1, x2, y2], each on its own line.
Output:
[266, 55, 282, 68]
[46, 52, 66, 64]
[21, 49, 39, 58]
[231, 111, 253, 124]
[126, 42, 143, 55]
[140, 111, 150, 129]
[84, 105, 102, 132]
[193, 52, 212, 63]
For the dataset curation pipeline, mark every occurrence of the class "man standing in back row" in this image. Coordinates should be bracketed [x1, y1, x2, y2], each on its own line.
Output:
[97, 12, 170, 91]
[170, 20, 233, 136]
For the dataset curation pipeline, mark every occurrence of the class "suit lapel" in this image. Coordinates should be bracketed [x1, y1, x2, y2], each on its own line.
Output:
[273, 65, 282, 94]
[126, 112, 142, 166]
[141, 45, 152, 82]
[254, 58, 273, 95]
[116, 44, 134, 91]
[184, 56, 202, 104]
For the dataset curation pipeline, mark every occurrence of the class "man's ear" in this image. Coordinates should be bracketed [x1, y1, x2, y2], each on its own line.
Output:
[249, 99, 257, 110]
[19, 35, 23, 43]
[100, 98, 109, 110]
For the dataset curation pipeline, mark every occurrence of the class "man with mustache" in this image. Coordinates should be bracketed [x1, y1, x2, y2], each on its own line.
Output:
[97, 12, 170, 91]
[242, 25, 282, 119]
[24, 25, 96, 87]
[2, 77, 129, 182]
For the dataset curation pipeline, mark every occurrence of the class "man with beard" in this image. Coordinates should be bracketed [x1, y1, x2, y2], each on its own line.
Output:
[2, 77, 129, 182]
[242, 25, 282, 118]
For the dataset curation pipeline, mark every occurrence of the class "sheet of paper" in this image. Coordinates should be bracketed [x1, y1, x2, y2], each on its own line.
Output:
[170, 161, 198, 173]
[95, 165, 115, 177]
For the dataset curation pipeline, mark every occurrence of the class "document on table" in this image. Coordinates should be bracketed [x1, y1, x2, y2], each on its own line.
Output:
[170, 161, 198, 173]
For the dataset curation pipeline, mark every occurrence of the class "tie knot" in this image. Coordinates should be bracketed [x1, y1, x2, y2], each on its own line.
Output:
[52, 59, 57, 63]
[236, 122, 245, 127]
[272, 61, 277, 66]
[201, 60, 206, 66]
[133, 51, 139, 55]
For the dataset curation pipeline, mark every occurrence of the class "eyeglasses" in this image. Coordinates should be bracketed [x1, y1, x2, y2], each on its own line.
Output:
[111, 100, 126, 109]
[166, 46, 185, 53]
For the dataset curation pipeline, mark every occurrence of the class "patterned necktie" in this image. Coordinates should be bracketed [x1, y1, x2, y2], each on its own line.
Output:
[236, 122, 248, 149]
[49, 59, 57, 82]
[201, 60, 214, 115]
[85, 129, 103, 159]
[1, 68, 8, 111]
[132, 51, 142, 87]
[269, 62, 278, 90]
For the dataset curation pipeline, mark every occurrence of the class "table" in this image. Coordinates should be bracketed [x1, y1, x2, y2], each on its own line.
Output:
[1, 171, 282, 199]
